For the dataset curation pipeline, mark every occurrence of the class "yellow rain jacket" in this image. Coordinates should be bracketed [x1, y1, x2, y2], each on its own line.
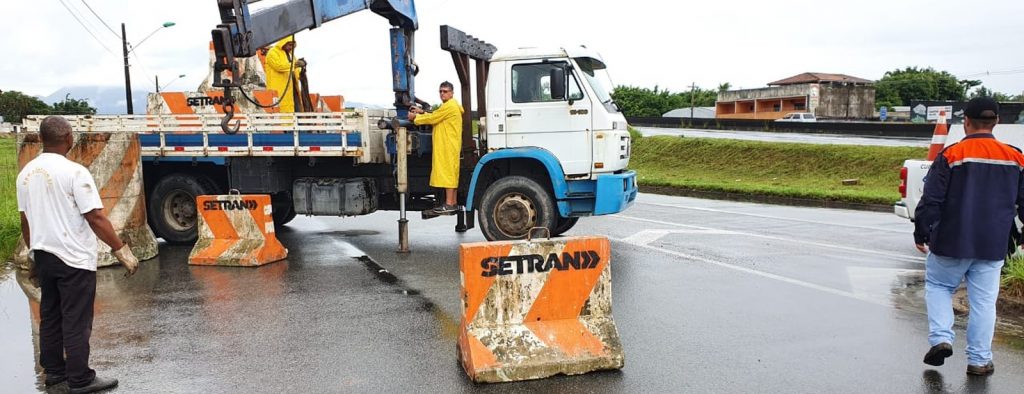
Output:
[264, 36, 302, 112]
[414, 99, 464, 188]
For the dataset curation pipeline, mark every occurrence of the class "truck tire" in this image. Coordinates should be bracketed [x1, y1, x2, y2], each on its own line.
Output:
[551, 217, 579, 237]
[272, 191, 297, 227]
[478, 176, 558, 241]
[148, 174, 220, 245]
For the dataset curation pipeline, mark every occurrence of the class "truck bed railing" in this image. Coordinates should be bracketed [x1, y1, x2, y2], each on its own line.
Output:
[22, 110, 394, 159]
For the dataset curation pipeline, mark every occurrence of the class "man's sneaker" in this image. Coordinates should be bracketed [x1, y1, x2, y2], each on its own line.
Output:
[967, 361, 995, 376]
[923, 342, 953, 366]
[69, 376, 118, 394]
[431, 204, 458, 215]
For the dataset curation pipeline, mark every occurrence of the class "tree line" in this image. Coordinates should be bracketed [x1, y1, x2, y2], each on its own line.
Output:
[0, 91, 96, 124]
[610, 68, 1022, 117]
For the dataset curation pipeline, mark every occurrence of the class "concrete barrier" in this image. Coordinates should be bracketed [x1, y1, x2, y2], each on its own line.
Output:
[457, 235, 624, 383]
[188, 194, 287, 266]
[13, 132, 159, 269]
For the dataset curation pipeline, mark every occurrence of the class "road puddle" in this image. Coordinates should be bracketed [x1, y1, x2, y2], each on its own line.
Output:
[890, 271, 1024, 346]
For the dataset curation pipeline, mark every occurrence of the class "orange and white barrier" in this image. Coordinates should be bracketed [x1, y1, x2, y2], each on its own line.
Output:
[926, 110, 949, 161]
[188, 194, 288, 267]
[13, 132, 159, 269]
[457, 235, 624, 383]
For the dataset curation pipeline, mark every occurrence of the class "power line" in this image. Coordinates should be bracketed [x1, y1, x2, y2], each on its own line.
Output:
[79, 0, 121, 40]
[130, 47, 158, 89]
[54, 0, 116, 56]
[959, 68, 1024, 78]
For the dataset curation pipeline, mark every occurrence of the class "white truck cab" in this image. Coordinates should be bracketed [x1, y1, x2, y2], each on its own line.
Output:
[486, 46, 631, 177]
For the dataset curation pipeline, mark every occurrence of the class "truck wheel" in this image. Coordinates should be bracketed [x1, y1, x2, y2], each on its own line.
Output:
[148, 174, 219, 245]
[478, 176, 558, 241]
[272, 191, 297, 227]
[551, 217, 579, 237]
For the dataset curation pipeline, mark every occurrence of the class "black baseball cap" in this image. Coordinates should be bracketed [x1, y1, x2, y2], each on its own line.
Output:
[964, 97, 999, 119]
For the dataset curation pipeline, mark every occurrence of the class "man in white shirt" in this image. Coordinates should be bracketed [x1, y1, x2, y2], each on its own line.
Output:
[17, 116, 140, 394]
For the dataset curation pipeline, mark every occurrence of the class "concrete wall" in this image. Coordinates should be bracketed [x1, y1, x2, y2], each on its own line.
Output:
[816, 85, 876, 119]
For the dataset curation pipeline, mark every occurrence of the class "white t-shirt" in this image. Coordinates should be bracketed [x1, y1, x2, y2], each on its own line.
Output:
[16, 153, 105, 271]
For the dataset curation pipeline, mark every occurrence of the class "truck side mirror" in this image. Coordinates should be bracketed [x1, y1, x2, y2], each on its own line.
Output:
[550, 68, 566, 100]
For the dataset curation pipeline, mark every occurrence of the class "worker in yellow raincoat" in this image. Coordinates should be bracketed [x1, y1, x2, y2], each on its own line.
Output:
[408, 81, 464, 214]
[263, 36, 305, 112]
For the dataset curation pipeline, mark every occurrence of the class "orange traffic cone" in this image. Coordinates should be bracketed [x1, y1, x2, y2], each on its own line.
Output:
[926, 111, 949, 161]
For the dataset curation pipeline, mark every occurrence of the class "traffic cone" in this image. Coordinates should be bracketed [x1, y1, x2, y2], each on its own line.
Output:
[926, 111, 948, 161]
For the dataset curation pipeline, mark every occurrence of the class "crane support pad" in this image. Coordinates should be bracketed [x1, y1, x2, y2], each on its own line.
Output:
[189, 194, 288, 267]
[457, 236, 624, 383]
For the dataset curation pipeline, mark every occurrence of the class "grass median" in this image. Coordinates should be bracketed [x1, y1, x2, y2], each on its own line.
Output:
[1, 135, 19, 262]
[630, 135, 927, 206]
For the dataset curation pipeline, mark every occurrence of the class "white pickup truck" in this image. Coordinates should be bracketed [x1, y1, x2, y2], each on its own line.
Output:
[895, 123, 1024, 221]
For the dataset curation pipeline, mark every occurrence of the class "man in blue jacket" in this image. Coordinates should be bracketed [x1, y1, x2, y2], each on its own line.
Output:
[914, 97, 1022, 376]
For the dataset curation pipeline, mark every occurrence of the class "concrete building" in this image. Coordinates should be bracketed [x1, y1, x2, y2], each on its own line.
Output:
[715, 73, 876, 120]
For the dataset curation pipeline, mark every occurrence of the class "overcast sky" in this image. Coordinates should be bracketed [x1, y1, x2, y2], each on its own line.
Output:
[3, 0, 1022, 107]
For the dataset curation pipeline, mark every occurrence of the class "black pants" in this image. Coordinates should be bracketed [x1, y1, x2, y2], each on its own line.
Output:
[35, 250, 97, 387]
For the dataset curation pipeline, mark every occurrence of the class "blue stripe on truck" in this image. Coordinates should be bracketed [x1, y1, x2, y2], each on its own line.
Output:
[138, 132, 362, 148]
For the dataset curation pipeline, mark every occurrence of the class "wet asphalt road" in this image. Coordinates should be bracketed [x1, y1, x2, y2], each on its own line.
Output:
[637, 126, 930, 147]
[3, 193, 1024, 393]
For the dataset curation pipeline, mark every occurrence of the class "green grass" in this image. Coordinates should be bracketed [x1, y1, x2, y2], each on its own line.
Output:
[1, 136, 19, 262]
[1004, 254, 1024, 298]
[630, 136, 928, 205]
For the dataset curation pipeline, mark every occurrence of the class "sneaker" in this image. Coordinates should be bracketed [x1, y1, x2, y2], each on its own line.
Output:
[69, 376, 118, 394]
[967, 361, 995, 376]
[923, 342, 953, 366]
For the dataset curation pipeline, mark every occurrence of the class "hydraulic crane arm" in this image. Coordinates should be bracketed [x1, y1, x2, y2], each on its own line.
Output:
[211, 0, 419, 132]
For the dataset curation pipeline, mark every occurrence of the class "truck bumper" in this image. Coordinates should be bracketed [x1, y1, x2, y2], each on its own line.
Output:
[593, 170, 638, 215]
[894, 201, 911, 220]
[556, 171, 638, 217]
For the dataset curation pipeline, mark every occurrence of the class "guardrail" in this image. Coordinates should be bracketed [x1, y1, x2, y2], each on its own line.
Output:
[627, 117, 937, 138]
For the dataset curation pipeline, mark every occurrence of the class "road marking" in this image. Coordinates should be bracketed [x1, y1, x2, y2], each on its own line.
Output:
[620, 229, 738, 245]
[637, 201, 909, 234]
[847, 267, 924, 303]
[612, 214, 926, 264]
[612, 237, 891, 307]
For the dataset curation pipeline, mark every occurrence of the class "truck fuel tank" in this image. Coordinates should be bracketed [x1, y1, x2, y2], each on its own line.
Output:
[293, 177, 378, 216]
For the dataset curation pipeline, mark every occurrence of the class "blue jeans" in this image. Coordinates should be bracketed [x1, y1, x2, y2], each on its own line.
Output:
[925, 253, 1004, 366]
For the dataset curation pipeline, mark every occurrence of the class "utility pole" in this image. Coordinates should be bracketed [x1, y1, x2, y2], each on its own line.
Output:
[121, 23, 133, 114]
[155, 75, 159, 93]
[690, 82, 696, 124]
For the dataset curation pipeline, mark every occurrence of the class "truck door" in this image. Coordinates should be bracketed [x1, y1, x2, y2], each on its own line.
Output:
[503, 60, 592, 176]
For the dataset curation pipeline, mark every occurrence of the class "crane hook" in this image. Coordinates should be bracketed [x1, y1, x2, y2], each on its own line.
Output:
[220, 99, 241, 135]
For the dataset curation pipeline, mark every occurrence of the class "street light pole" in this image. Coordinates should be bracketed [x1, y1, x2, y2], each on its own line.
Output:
[122, 23, 133, 114]
[157, 74, 186, 93]
[121, 22, 174, 113]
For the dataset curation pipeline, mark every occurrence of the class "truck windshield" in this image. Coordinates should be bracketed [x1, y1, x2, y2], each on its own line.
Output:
[574, 57, 618, 112]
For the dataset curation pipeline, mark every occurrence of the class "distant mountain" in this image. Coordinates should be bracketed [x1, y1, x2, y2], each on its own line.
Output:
[44, 86, 148, 115]
[345, 101, 387, 110]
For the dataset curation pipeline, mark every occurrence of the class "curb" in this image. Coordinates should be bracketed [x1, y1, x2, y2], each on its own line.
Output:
[639, 185, 891, 213]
